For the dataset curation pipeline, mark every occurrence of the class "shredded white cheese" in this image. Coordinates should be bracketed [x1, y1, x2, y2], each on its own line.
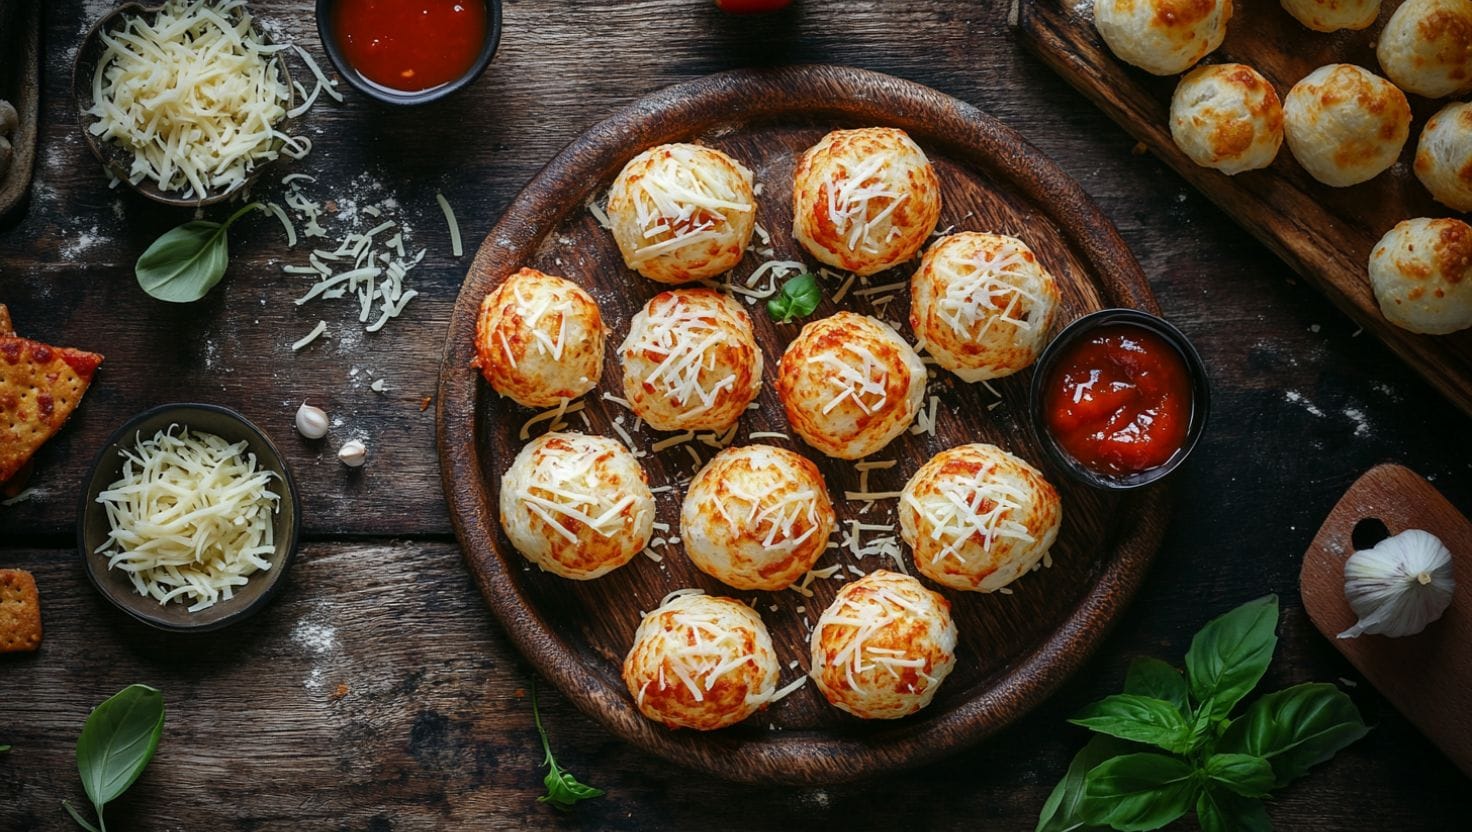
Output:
[291, 320, 328, 351]
[436, 191, 462, 257]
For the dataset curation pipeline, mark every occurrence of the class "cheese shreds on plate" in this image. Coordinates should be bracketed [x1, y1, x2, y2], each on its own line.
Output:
[94, 426, 280, 612]
[85, 0, 306, 199]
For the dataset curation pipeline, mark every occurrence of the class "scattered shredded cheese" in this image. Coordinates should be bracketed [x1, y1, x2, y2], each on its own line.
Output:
[436, 191, 462, 257]
[291, 320, 328, 351]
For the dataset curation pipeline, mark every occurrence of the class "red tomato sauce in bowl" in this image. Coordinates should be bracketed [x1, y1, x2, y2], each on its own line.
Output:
[330, 0, 488, 93]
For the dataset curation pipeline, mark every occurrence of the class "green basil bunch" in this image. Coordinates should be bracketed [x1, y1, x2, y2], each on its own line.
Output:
[1037, 596, 1369, 832]
[531, 679, 604, 811]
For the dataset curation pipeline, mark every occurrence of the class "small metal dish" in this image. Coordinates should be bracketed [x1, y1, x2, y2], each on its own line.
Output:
[1028, 308, 1210, 491]
[315, 0, 502, 106]
[77, 403, 301, 632]
[72, 2, 296, 208]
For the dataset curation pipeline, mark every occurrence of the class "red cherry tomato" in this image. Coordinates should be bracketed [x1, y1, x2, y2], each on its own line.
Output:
[714, 0, 792, 13]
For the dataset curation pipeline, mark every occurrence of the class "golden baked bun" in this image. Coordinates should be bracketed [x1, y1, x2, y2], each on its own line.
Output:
[606, 143, 756, 284]
[1169, 64, 1284, 175]
[1377, 0, 1472, 99]
[1416, 102, 1472, 211]
[809, 570, 957, 720]
[619, 288, 763, 432]
[471, 267, 605, 408]
[680, 445, 837, 591]
[777, 312, 927, 460]
[1093, 0, 1232, 76]
[1280, 0, 1379, 31]
[910, 232, 1060, 382]
[1283, 64, 1411, 187]
[1368, 218, 1472, 334]
[791, 128, 941, 276]
[499, 432, 655, 580]
[623, 590, 783, 731]
[899, 444, 1063, 593]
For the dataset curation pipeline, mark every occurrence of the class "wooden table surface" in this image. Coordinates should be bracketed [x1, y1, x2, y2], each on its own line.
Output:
[2, 1, 1469, 829]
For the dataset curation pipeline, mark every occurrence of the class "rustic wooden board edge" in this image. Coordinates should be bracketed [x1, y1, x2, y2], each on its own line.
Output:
[436, 64, 1174, 785]
[0, 0, 40, 222]
[1011, 2, 1472, 419]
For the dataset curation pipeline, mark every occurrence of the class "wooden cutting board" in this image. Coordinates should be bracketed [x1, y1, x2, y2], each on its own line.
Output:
[0, 0, 40, 222]
[1011, 0, 1472, 419]
[1300, 464, 1472, 778]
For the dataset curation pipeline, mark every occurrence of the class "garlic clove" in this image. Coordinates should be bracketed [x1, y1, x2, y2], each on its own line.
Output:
[338, 439, 367, 468]
[1339, 529, 1455, 639]
[295, 402, 330, 440]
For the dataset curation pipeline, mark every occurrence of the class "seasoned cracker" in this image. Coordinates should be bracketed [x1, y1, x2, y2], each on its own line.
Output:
[0, 568, 41, 653]
[0, 304, 12, 336]
[0, 336, 104, 481]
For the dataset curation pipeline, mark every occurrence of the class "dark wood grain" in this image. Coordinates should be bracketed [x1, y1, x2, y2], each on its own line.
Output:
[1301, 464, 1472, 779]
[439, 65, 1170, 784]
[0, 0, 40, 220]
[1012, 0, 1472, 418]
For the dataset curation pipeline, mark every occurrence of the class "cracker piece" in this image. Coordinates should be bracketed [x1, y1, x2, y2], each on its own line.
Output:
[0, 568, 41, 653]
[0, 337, 103, 481]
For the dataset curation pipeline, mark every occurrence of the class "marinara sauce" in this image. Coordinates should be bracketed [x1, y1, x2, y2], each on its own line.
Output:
[1042, 324, 1191, 477]
[331, 0, 487, 93]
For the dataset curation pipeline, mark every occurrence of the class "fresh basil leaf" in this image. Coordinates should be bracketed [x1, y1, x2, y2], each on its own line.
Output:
[1218, 682, 1368, 788]
[1196, 785, 1272, 832]
[531, 679, 604, 811]
[1069, 694, 1194, 754]
[1080, 752, 1200, 831]
[766, 273, 820, 323]
[1124, 657, 1190, 714]
[1203, 753, 1274, 798]
[61, 800, 102, 832]
[1186, 595, 1279, 723]
[135, 202, 260, 303]
[1036, 735, 1128, 832]
[0, 744, 10, 752]
[76, 684, 164, 810]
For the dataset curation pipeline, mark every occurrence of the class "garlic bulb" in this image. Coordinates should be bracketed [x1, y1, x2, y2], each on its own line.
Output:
[295, 402, 329, 439]
[1339, 529, 1455, 639]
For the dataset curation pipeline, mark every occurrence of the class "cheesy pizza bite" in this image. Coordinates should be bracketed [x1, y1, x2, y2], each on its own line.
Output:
[909, 232, 1060, 382]
[471, 267, 606, 408]
[1416, 102, 1472, 211]
[1169, 63, 1284, 175]
[622, 590, 783, 731]
[899, 444, 1062, 593]
[1280, 0, 1379, 32]
[1377, 0, 1472, 99]
[1093, 0, 1232, 76]
[809, 570, 957, 720]
[1368, 218, 1472, 334]
[776, 312, 927, 460]
[499, 432, 655, 580]
[1283, 64, 1411, 187]
[619, 289, 763, 432]
[791, 128, 941, 276]
[606, 143, 757, 284]
[680, 445, 837, 591]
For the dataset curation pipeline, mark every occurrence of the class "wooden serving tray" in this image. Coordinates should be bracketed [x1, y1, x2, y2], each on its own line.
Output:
[437, 65, 1172, 785]
[1012, 1, 1472, 418]
[1301, 464, 1472, 779]
[0, 0, 40, 222]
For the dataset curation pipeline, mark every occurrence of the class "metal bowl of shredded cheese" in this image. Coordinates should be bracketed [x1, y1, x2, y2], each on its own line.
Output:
[78, 403, 300, 632]
[72, 0, 306, 207]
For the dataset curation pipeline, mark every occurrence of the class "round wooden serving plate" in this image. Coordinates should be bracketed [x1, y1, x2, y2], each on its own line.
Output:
[437, 65, 1173, 785]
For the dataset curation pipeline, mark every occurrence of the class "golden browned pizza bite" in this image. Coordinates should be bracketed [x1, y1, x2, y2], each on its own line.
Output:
[471, 267, 606, 408]
[776, 312, 927, 460]
[1282, 64, 1411, 187]
[1169, 63, 1284, 175]
[1368, 218, 1472, 334]
[791, 128, 941, 276]
[1377, 0, 1472, 99]
[499, 432, 655, 580]
[899, 444, 1062, 593]
[1280, 0, 1379, 32]
[622, 590, 785, 730]
[909, 232, 1060, 382]
[680, 445, 837, 591]
[619, 289, 763, 432]
[606, 143, 757, 284]
[809, 570, 957, 720]
[1093, 0, 1232, 76]
[1416, 102, 1472, 211]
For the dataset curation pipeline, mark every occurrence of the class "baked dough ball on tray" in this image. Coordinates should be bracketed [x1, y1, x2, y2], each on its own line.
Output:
[1169, 64, 1284, 175]
[1093, 0, 1232, 76]
[680, 445, 837, 591]
[899, 444, 1063, 593]
[1280, 0, 1379, 32]
[619, 288, 763, 432]
[622, 589, 791, 731]
[809, 570, 958, 720]
[499, 432, 655, 580]
[606, 143, 756, 284]
[791, 128, 941, 276]
[1368, 217, 1472, 334]
[1283, 64, 1411, 187]
[909, 232, 1060, 382]
[471, 267, 605, 408]
[1377, 0, 1472, 99]
[1416, 102, 1472, 210]
[777, 312, 927, 460]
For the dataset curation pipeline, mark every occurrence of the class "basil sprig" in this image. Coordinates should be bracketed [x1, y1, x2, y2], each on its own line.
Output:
[1037, 596, 1369, 832]
[766, 272, 821, 323]
[531, 679, 604, 811]
[62, 684, 166, 832]
[135, 202, 262, 303]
